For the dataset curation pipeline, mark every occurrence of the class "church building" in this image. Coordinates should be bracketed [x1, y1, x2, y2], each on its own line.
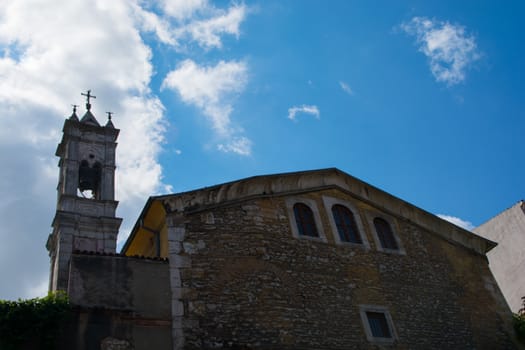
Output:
[46, 94, 520, 349]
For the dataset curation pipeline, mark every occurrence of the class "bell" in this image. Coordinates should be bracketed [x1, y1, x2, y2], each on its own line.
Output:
[78, 176, 94, 192]
[78, 161, 101, 193]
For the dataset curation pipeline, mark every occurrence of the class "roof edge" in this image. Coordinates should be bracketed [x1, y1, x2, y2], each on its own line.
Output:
[120, 196, 158, 254]
[475, 200, 525, 230]
[126, 168, 495, 256]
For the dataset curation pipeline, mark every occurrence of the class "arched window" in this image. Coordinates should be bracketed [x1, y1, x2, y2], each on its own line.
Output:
[293, 203, 319, 237]
[78, 160, 101, 199]
[373, 217, 398, 250]
[332, 204, 362, 244]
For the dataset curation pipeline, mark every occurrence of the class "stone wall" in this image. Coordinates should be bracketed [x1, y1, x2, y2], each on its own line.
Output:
[54, 308, 171, 350]
[65, 253, 172, 350]
[171, 188, 518, 349]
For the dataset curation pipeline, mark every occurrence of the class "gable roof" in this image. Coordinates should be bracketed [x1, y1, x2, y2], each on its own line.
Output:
[80, 110, 101, 126]
[122, 168, 496, 256]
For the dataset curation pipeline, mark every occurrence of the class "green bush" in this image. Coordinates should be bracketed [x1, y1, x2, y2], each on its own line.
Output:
[515, 296, 525, 344]
[514, 314, 525, 342]
[0, 292, 70, 350]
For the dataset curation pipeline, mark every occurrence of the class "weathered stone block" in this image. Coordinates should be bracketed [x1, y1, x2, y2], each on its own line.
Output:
[170, 268, 182, 287]
[100, 337, 131, 350]
[171, 254, 191, 268]
[169, 241, 183, 254]
[172, 300, 184, 316]
[168, 226, 186, 242]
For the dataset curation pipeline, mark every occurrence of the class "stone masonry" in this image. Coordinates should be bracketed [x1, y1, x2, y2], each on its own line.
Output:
[47, 107, 122, 292]
[142, 169, 521, 349]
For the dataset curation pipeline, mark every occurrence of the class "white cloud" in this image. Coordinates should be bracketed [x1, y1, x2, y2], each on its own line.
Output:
[133, 4, 177, 46]
[0, 0, 168, 300]
[401, 17, 480, 86]
[160, 0, 208, 21]
[0, 0, 251, 300]
[339, 81, 354, 95]
[133, 1, 247, 50]
[116, 95, 166, 204]
[182, 4, 246, 49]
[217, 136, 252, 156]
[437, 214, 475, 231]
[287, 105, 320, 121]
[162, 59, 251, 155]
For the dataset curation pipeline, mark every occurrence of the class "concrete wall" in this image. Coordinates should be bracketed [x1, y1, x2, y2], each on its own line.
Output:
[66, 253, 172, 350]
[169, 189, 518, 349]
[475, 201, 525, 313]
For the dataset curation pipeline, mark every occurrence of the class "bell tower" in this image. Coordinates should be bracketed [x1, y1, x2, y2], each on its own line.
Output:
[47, 91, 122, 292]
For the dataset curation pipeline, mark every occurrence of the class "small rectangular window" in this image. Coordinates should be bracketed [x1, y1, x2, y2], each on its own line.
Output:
[366, 311, 391, 338]
[359, 305, 396, 343]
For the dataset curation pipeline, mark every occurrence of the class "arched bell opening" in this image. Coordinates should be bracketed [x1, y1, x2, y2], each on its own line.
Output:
[78, 157, 102, 199]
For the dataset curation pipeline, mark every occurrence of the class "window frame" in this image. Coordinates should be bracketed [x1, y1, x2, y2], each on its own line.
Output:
[359, 305, 397, 344]
[322, 196, 369, 248]
[373, 217, 398, 250]
[293, 203, 319, 237]
[365, 211, 405, 255]
[285, 197, 327, 243]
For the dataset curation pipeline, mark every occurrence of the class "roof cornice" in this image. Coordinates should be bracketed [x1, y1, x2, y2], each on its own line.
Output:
[126, 168, 496, 256]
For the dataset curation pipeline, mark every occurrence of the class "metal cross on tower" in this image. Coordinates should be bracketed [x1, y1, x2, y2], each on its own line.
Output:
[81, 90, 96, 111]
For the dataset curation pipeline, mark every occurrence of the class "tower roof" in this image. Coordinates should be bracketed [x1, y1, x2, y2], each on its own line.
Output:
[79, 89, 101, 126]
[69, 105, 79, 121]
[80, 110, 101, 126]
[105, 111, 115, 128]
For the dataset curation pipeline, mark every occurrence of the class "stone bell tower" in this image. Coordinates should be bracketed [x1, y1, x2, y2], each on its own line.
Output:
[47, 90, 122, 292]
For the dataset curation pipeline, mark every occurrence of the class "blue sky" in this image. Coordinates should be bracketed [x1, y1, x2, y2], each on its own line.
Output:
[0, 0, 523, 299]
[154, 0, 524, 224]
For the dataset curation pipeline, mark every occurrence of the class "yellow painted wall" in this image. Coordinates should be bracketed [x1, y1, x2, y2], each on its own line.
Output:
[124, 200, 167, 258]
